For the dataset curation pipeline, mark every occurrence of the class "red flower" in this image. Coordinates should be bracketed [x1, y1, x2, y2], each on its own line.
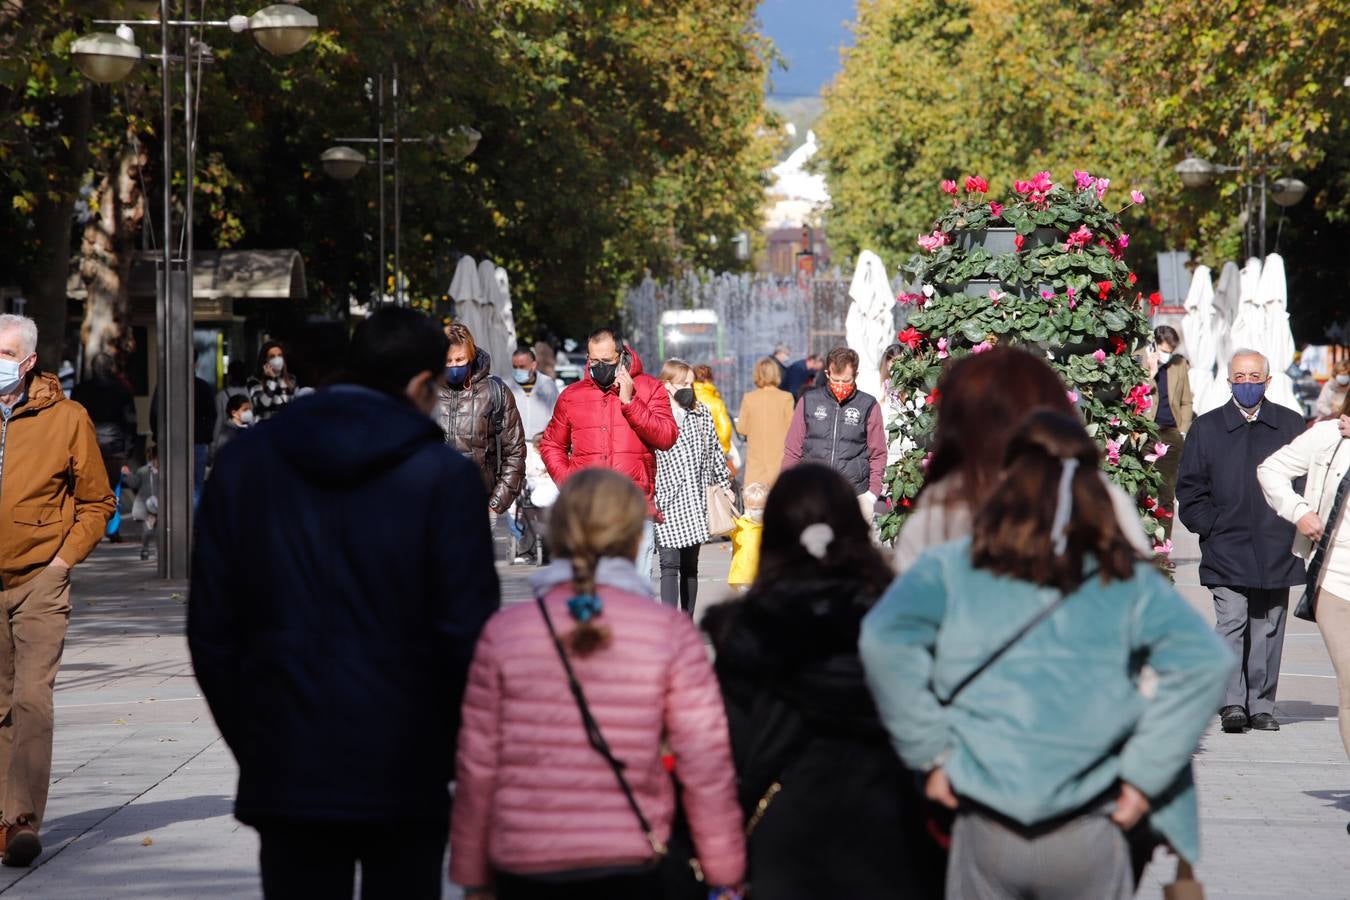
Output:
[1148, 291, 1163, 308]
[964, 175, 989, 193]
[901, 497, 912, 509]
[940, 179, 958, 195]
[1143, 497, 1158, 510]
[1155, 506, 1173, 520]
[1128, 272, 1138, 286]
[1096, 279, 1114, 299]
[988, 201, 1004, 218]
[1014, 234, 1025, 251]
[925, 388, 941, 406]
[897, 326, 924, 349]
[1109, 336, 1128, 355]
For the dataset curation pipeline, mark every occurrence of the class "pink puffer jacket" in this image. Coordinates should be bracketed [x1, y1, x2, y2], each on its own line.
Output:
[450, 584, 746, 888]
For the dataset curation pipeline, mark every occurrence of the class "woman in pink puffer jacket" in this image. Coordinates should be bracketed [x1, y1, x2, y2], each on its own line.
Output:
[450, 469, 746, 899]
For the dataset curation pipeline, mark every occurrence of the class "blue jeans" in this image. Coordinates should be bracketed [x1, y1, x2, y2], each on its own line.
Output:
[636, 520, 655, 592]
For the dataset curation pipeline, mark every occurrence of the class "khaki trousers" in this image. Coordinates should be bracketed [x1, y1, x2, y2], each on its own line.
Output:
[0, 565, 72, 829]
[1318, 591, 1350, 758]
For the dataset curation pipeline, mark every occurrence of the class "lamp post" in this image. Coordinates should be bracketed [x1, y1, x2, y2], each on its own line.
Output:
[1173, 152, 1307, 260]
[320, 65, 480, 306]
[72, 2, 317, 579]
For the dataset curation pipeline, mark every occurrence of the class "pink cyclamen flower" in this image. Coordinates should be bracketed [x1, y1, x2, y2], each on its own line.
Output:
[1144, 441, 1169, 463]
[921, 452, 933, 470]
[1117, 233, 1130, 250]
[1066, 390, 1079, 404]
[940, 179, 958, 195]
[1105, 438, 1122, 465]
[1029, 171, 1054, 193]
[972, 341, 994, 354]
[1040, 289, 1054, 301]
[936, 337, 950, 360]
[1065, 224, 1094, 250]
[1127, 384, 1153, 414]
[1131, 190, 1145, 205]
[1094, 177, 1111, 201]
[1093, 349, 1107, 363]
[965, 176, 989, 193]
[988, 288, 1007, 305]
[1153, 539, 1174, 557]
[989, 201, 1004, 218]
[917, 230, 949, 252]
[1110, 416, 1121, 426]
[1074, 169, 1096, 191]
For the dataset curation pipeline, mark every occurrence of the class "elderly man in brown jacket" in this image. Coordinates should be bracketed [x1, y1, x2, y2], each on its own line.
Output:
[0, 315, 114, 867]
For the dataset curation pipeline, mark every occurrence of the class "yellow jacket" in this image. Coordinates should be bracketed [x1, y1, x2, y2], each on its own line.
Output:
[693, 381, 733, 455]
[728, 515, 763, 586]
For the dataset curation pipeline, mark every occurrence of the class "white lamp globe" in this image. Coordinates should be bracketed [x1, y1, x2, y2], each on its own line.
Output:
[71, 32, 142, 83]
[247, 4, 318, 56]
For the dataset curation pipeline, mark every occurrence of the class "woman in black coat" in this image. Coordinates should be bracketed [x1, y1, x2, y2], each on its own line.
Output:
[701, 464, 941, 899]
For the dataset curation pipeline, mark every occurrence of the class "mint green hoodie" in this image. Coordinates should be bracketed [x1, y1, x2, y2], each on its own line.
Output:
[859, 539, 1235, 862]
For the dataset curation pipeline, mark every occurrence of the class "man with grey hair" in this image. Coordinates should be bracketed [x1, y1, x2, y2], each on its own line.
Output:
[0, 314, 114, 865]
[1177, 348, 1306, 733]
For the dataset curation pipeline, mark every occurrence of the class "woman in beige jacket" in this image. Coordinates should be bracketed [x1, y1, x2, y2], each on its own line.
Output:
[737, 357, 795, 487]
[1258, 406, 1350, 758]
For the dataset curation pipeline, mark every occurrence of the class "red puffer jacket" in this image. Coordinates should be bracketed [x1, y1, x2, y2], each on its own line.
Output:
[539, 348, 678, 505]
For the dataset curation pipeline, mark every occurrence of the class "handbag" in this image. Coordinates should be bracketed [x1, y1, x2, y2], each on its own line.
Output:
[535, 597, 705, 900]
[1293, 442, 1350, 622]
[706, 484, 738, 537]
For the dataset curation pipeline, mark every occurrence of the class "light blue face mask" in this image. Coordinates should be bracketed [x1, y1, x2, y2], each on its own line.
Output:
[512, 368, 533, 385]
[0, 357, 24, 395]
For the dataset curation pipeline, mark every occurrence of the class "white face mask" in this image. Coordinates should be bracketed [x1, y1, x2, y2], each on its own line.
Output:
[0, 358, 23, 395]
[238, 409, 255, 425]
[267, 356, 285, 375]
[1156, 351, 1172, 366]
[1337, 374, 1350, 386]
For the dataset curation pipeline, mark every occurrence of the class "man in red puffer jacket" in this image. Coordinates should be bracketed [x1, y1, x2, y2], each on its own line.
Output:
[541, 329, 678, 576]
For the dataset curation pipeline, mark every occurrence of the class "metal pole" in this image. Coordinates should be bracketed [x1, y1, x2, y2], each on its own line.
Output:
[377, 73, 386, 303]
[1258, 168, 1267, 260]
[155, 0, 171, 576]
[392, 62, 402, 306]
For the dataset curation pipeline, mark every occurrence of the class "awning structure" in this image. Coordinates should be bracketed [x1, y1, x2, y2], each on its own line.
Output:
[67, 250, 307, 301]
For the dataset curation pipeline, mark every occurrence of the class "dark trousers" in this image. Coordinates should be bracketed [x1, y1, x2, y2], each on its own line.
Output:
[495, 868, 661, 899]
[1212, 586, 1289, 716]
[1155, 426, 1184, 541]
[658, 544, 700, 614]
[257, 822, 446, 899]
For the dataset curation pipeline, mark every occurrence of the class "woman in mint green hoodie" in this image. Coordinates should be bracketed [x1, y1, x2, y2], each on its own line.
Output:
[860, 411, 1234, 899]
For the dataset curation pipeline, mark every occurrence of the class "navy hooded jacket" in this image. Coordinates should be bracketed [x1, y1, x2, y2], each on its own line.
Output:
[188, 385, 500, 826]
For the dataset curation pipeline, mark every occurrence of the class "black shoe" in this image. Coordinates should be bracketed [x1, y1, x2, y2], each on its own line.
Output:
[1249, 713, 1280, 731]
[139, 550, 150, 561]
[1220, 706, 1248, 732]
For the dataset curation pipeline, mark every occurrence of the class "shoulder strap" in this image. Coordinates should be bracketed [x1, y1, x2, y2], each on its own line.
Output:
[941, 568, 1099, 707]
[1306, 440, 1350, 589]
[488, 376, 507, 479]
[534, 597, 666, 857]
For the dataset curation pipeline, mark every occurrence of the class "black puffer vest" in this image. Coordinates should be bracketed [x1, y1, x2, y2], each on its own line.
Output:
[799, 386, 875, 494]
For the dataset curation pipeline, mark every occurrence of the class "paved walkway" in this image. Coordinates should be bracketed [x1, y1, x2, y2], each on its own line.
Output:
[0, 525, 1345, 898]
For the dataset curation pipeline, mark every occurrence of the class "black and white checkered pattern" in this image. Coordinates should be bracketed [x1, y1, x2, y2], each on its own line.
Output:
[654, 406, 731, 550]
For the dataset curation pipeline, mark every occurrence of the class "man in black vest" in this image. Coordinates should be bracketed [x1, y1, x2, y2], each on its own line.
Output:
[783, 346, 888, 525]
[1176, 348, 1305, 734]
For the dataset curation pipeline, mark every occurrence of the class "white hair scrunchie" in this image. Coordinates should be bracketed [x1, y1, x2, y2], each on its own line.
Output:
[800, 523, 835, 560]
[1049, 458, 1080, 557]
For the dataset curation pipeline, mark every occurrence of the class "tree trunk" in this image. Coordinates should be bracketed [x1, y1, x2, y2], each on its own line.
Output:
[26, 87, 92, 375]
[79, 121, 148, 374]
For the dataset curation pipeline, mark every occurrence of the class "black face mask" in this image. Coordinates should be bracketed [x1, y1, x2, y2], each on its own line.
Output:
[673, 387, 696, 410]
[590, 361, 617, 388]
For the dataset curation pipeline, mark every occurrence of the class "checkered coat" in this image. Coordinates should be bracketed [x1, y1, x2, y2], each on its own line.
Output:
[654, 405, 732, 550]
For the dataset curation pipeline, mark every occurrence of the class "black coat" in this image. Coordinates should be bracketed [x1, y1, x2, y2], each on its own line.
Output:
[702, 579, 940, 900]
[188, 385, 500, 827]
[1176, 399, 1306, 589]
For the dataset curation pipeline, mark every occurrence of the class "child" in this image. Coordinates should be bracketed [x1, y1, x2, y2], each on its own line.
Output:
[122, 445, 161, 562]
[728, 481, 768, 590]
[211, 394, 253, 466]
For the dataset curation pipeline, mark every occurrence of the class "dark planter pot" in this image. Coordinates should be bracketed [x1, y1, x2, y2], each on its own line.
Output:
[955, 277, 1055, 300]
[954, 226, 1059, 255]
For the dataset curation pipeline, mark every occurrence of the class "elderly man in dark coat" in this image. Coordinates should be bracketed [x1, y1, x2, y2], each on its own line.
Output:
[1177, 348, 1306, 733]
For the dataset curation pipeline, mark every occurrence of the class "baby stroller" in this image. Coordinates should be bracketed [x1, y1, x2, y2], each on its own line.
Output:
[508, 485, 549, 567]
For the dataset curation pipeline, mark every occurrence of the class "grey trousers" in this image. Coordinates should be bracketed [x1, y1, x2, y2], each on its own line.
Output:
[1212, 586, 1289, 715]
[946, 806, 1132, 900]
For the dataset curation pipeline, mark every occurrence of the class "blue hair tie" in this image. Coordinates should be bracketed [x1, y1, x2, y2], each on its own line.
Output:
[567, 594, 603, 624]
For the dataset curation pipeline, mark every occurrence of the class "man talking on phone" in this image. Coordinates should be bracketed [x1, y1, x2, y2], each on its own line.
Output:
[540, 328, 678, 580]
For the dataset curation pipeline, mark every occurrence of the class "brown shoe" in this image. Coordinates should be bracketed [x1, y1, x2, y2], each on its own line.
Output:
[3, 816, 41, 867]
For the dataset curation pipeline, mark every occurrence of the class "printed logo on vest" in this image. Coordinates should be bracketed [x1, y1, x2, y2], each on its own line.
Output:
[812, 405, 828, 421]
[844, 407, 862, 426]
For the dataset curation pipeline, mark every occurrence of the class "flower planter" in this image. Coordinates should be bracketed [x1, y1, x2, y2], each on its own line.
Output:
[955, 226, 1059, 255]
[953, 277, 1055, 300]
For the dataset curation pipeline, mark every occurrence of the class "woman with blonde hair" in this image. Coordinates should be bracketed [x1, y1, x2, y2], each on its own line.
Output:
[451, 469, 746, 899]
[737, 356, 795, 487]
[654, 358, 732, 614]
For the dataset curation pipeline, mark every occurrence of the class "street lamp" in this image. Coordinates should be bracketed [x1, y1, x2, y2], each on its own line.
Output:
[71, 2, 317, 580]
[319, 68, 480, 307]
[1174, 152, 1306, 261]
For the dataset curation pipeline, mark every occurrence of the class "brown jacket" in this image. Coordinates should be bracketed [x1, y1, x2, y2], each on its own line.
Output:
[1146, 355, 1194, 433]
[1, 373, 116, 588]
[737, 386, 795, 487]
[434, 350, 526, 512]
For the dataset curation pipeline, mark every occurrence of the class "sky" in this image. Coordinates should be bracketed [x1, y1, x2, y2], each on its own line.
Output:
[758, 0, 856, 99]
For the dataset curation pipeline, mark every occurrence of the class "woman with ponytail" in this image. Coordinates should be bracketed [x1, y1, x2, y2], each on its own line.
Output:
[861, 411, 1234, 898]
[450, 469, 745, 900]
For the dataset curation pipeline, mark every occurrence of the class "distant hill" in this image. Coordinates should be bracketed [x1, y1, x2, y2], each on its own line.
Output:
[768, 96, 824, 156]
